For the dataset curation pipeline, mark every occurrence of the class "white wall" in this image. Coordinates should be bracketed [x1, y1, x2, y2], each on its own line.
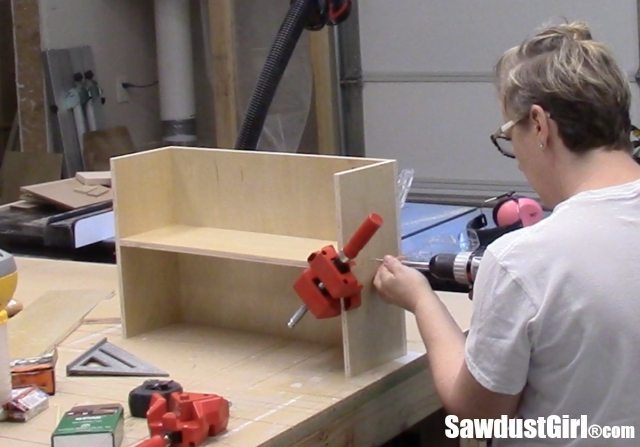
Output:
[39, 0, 161, 148]
[358, 0, 640, 196]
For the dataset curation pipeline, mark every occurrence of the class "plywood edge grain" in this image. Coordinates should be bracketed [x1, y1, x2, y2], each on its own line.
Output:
[334, 160, 406, 376]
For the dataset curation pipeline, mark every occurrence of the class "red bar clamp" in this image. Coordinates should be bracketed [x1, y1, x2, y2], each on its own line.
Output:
[288, 213, 383, 328]
[135, 391, 230, 447]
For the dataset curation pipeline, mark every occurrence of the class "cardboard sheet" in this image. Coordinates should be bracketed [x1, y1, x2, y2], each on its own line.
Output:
[20, 178, 112, 210]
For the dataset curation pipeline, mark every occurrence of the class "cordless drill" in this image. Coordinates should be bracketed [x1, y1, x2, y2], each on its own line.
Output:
[398, 248, 485, 297]
[425, 249, 484, 296]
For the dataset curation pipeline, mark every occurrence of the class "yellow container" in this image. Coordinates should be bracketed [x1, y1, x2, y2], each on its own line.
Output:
[0, 262, 17, 311]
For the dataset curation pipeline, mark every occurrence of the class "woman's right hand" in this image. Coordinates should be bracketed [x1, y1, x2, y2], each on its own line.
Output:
[373, 255, 433, 313]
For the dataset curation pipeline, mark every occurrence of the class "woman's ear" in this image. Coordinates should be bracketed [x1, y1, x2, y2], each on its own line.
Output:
[530, 104, 550, 147]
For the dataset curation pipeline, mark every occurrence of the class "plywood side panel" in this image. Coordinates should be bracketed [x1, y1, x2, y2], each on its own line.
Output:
[178, 254, 342, 346]
[335, 160, 406, 376]
[111, 148, 174, 238]
[119, 247, 181, 337]
[170, 148, 377, 239]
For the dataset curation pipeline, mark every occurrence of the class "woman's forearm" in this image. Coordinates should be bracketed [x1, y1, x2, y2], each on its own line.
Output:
[413, 291, 466, 406]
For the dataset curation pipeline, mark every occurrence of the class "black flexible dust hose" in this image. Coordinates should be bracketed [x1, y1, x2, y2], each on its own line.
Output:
[235, 0, 314, 150]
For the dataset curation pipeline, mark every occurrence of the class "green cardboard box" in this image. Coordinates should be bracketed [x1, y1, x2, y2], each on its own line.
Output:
[51, 403, 124, 447]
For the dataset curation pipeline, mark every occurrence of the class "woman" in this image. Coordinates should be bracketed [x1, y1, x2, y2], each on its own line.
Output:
[374, 22, 640, 445]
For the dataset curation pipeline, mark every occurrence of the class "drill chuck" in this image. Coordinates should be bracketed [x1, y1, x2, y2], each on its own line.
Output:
[428, 249, 484, 287]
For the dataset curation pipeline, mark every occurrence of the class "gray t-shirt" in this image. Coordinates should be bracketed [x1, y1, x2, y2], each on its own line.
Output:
[465, 179, 640, 446]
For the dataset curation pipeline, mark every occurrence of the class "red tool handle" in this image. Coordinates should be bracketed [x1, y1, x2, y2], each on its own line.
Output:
[329, 0, 351, 24]
[135, 435, 168, 447]
[342, 213, 383, 260]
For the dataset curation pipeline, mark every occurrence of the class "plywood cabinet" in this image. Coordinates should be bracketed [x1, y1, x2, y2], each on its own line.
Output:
[111, 147, 405, 376]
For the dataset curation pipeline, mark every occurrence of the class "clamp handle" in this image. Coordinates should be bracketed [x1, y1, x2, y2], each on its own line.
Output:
[342, 213, 383, 260]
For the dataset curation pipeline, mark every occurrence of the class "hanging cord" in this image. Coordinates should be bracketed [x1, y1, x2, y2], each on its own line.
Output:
[234, 0, 314, 150]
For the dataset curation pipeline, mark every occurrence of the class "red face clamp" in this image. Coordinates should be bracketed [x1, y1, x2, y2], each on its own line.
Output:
[288, 213, 383, 328]
[135, 392, 230, 447]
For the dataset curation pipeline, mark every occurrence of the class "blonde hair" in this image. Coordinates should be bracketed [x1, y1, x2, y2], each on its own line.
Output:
[496, 21, 631, 152]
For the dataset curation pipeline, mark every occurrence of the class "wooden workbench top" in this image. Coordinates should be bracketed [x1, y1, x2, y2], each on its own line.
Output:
[0, 257, 472, 447]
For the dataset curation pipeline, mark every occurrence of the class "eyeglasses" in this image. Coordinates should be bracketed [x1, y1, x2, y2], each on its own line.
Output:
[490, 120, 519, 159]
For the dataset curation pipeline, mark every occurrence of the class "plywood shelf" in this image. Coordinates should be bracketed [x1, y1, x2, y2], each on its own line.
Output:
[120, 225, 335, 267]
[112, 147, 405, 376]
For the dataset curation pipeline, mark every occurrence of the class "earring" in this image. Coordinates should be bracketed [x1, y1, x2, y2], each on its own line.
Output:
[539, 142, 544, 149]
